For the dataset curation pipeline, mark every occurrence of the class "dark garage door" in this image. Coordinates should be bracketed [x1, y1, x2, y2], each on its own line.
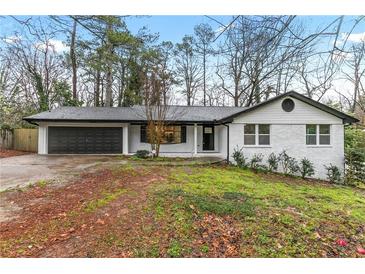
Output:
[48, 127, 123, 154]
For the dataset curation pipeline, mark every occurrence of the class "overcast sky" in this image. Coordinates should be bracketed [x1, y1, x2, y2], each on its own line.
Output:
[0, 15, 364, 104]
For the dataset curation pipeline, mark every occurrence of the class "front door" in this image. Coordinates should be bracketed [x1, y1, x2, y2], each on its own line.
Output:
[203, 125, 214, 151]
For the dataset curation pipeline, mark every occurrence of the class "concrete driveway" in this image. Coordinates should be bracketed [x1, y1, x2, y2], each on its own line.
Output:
[0, 154, 126, 191]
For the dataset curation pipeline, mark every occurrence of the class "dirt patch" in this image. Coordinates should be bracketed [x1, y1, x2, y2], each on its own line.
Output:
[0, 199, 22, 222]
[0, 165, 168, 257]
[0, 149, 30, 158]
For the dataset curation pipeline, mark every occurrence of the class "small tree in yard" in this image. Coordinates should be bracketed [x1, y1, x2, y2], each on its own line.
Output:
[142, 51, 174, 157]
[144, 74, 168, 157]
[298, 158, 315, 179]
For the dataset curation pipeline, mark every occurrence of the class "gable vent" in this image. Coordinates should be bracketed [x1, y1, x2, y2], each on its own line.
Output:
[282, 98, 295, 112]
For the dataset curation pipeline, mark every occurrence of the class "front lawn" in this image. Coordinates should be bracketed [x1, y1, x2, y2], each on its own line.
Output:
[1, 163, 364, 257]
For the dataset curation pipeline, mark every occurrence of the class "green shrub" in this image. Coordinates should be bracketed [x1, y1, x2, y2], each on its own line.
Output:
[298, 158, 315, 179]
[232, 146, 248, 168]
[135, 150, 150, 159]
[267, 152, 279, 172]
[279, 150, 292, 175]
[345, 148, 365, 185]
[345, 127, 365, 150]
[250, 153, 264, 170]
[325, 164, 342, 184]
[288, 158, 299, 176]
[344, 126, 365, 185]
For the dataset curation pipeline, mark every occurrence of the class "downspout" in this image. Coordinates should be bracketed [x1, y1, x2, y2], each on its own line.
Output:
[343, 121, 353, 178]
[223, 123, 230, 164]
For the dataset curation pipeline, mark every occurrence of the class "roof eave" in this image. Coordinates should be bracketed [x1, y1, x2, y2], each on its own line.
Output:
[23, 118, 222, 125]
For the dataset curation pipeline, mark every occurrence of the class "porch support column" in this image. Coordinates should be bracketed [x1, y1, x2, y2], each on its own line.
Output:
[38, 125, 48, 155]
[123, 124, 129, 155]
[193, 123, 198, 155]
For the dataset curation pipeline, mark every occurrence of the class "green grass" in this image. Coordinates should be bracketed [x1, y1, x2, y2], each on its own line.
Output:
[149, 165, 365, 257]
[167, 239, 183, 257]
[36, 179, 49, 188]
[159, 188, 255, 217]
[131, 156, 188, 162]
[169, 166, 365, 222]
[3, 163, 364, 258]
[84, 188, 127, 212]
[200, 244, 209, 253]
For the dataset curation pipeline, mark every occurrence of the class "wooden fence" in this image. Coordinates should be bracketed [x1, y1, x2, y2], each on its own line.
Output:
[13, 128, 38, 152]
[0, 129, 13, 149]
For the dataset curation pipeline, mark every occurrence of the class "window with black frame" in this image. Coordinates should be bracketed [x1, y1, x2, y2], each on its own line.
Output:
[140, 125, 186, 144]
[161, 126, 181, 144]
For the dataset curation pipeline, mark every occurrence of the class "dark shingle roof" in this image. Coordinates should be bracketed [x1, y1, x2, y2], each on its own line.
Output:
[24, 91, 359, 124]
[24, 105, 246, 124]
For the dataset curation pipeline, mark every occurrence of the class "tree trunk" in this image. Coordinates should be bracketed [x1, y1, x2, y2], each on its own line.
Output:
[351, 63, 359, 113]
[101, 79, 105, 106]
[117, 66, 125, 107]
[70, 19, 77, 100]
[233, 85, 239, 107]
[105, 22, 113, 107]
[234, 96, 239, 107]
[95, 69, 100, 107]
[105, 66, 113, 107]
[203, 48, 206, 106]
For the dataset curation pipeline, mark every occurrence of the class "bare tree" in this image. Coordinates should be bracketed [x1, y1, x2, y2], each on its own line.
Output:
[296, 16, 365, 101]
[343, 41, 365, 113]
[194, 23, 215, 106]
[143, 63, 173, 157]
[1, 20, 67, 111]
[50, 16, 79, 101]
[70, 19, 78, 100]
[216, 16, 300, 106]
[174, 35, 202, 105]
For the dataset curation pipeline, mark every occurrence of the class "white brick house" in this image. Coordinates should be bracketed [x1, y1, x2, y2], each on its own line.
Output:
[24, 91, 358, 180]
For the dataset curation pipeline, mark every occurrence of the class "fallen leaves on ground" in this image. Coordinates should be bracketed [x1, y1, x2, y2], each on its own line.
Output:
[1, 164, 364, 258]
[0, 149, 30, 158]
[193, 214, 242, 257]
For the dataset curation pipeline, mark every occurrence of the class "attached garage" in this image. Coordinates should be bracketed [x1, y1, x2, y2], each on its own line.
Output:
[48, 127, 123, 154]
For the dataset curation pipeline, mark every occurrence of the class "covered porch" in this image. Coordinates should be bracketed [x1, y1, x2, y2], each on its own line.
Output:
[127, 123, 228, 159]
